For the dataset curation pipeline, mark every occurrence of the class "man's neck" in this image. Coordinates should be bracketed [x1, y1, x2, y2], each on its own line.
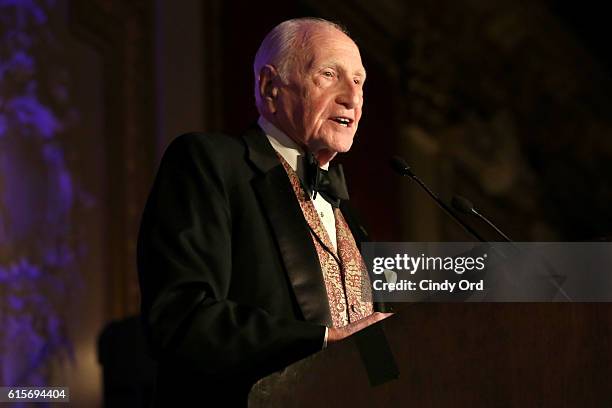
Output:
[314, 149, 337, 167]
[258, 116, 335, 167]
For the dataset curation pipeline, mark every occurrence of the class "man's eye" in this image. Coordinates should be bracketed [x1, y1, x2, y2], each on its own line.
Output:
[323, 71, 334, 78]
[354, 78, 361, 85]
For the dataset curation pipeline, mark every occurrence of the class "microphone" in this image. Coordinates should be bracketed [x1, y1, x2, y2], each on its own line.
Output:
[390, 156, 571, 300]
[389, 156, 415, 177]
[389, 156, 486, 242]
[451, 195, 512, 242]
[451, 195, 572, 301]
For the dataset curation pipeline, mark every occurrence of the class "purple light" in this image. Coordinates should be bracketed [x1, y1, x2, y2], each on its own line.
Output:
[0, 0, 81, 388]
[9, 94, 62, 139]
[0, 114, 7, 138]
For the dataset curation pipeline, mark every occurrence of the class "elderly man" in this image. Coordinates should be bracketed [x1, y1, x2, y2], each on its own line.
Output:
[138, 17, 390, 406]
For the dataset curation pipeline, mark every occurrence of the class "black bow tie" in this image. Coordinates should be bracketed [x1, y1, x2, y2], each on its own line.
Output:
[303, 153, 349, 207]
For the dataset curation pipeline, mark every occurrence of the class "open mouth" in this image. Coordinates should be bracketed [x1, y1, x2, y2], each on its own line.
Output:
[330, 116, 354, 127]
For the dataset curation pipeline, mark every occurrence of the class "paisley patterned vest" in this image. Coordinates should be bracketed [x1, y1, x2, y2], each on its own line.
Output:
[278, 156, 373, 328]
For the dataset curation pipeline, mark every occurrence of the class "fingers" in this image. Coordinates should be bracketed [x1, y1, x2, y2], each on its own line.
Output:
[327, 327, 347, 344]
[361, 312, 393, 326]
[328, 312, 395, 344]
[359, 312, 391, 329]
[374, 312, 394, 321]
[346, 312, 394, 337]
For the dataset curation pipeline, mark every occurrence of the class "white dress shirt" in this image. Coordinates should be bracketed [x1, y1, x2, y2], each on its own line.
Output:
[258, 116, 337, 251]
[258, 116, 335, 348]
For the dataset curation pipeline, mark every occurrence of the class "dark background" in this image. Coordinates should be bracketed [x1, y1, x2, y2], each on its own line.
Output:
[1, 0, 612, 405]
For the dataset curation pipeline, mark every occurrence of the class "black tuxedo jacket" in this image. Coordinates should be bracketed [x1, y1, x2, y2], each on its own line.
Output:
[137, 125, 369, 405]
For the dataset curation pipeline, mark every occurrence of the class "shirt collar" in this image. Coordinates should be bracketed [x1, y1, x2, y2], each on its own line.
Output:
[258, 116, 329, 178]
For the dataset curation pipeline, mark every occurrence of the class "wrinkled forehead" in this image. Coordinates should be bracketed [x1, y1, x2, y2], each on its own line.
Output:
[296, 26, 365, 73]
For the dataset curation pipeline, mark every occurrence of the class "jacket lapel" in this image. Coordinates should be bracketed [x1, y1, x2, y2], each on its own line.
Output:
[243, 125, 333, 327]
[276, 154, 340, 263]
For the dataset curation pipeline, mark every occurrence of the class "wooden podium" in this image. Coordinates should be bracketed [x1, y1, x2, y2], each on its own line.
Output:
[249, 304, 612, 407]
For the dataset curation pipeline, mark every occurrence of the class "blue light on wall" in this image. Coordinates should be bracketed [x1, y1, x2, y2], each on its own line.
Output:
[0, 0, 80, 393]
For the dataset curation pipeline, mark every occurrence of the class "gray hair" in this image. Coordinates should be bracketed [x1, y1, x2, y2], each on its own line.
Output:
[253, 18, 349, 111]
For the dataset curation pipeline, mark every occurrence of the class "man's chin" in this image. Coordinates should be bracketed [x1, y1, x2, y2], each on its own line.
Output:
[315, 141, 354, 165]
[314, 149, 338, 166]
[332, 137, 355, 154]
[310, 133, 355, 161]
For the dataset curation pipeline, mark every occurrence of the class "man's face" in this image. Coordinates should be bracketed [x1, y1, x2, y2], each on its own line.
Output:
[272, 27, 366, 161]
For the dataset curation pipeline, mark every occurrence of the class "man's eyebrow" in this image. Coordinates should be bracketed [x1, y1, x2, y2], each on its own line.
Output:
[318, 62, 367, 78]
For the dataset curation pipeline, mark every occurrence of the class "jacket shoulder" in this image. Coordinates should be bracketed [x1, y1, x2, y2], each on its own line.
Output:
[163, 132, 245, 162]
[157, 131, 254, 193]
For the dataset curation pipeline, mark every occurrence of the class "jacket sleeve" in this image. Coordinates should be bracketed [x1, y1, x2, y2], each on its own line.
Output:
[137, 134, 326, 379]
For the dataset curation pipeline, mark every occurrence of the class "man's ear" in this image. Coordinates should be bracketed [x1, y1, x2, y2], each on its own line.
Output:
[258, 65, 280, 114]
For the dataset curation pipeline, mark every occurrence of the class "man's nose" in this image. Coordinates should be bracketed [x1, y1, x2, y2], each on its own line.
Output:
[336, 80, 362, 109]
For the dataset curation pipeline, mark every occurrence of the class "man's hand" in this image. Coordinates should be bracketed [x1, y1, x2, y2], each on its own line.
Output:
[327, 312, 393, 344]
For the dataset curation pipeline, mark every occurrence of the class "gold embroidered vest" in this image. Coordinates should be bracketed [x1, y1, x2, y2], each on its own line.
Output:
[278, 156, 373, 328]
